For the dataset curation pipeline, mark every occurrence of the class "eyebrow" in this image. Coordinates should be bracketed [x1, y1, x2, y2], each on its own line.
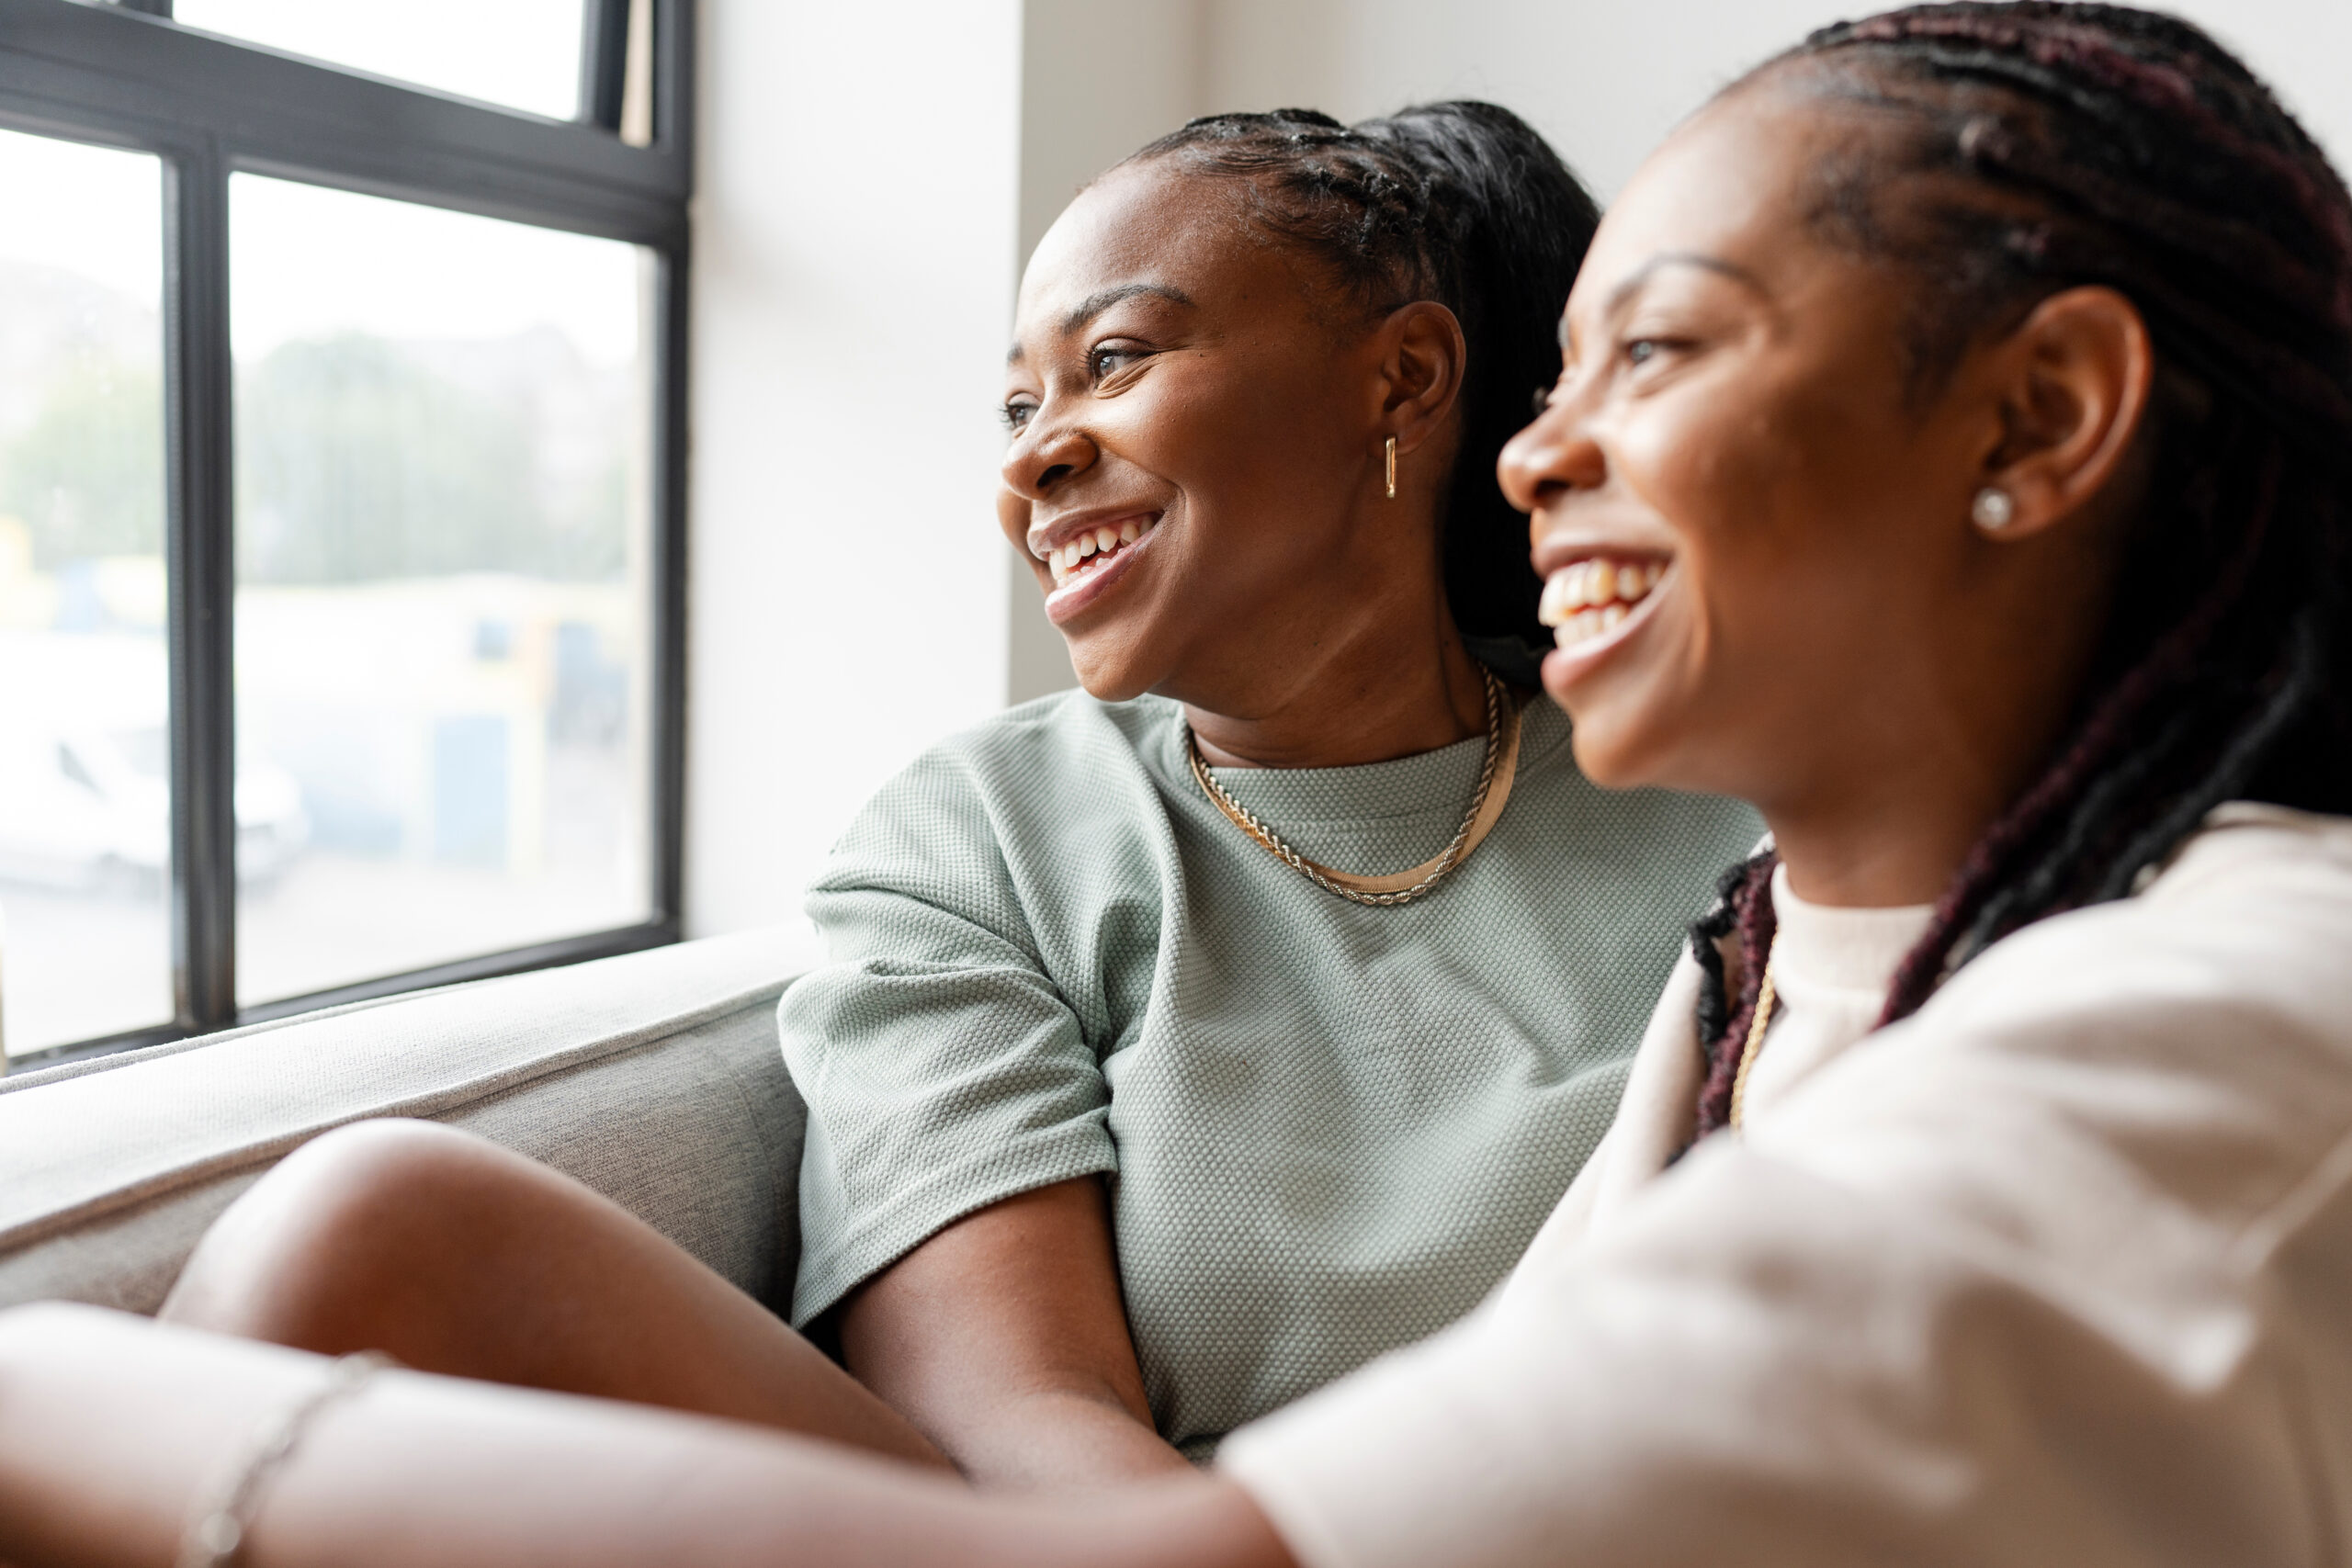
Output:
[1005, 282, 1194, 366]
[1560, 252, 1771, 350]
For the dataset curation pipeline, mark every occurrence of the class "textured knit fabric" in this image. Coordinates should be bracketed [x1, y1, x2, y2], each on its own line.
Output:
[1220, 806, 2352, 1568]
[777, 689, 1762, 1456]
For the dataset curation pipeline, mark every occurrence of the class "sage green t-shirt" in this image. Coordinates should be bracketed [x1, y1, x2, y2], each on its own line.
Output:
[778, 690, 1760, 1457]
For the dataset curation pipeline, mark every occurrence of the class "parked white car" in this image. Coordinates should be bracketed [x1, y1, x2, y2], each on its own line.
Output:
[0, 721, 308, 894]
[0, 633, 309, 895]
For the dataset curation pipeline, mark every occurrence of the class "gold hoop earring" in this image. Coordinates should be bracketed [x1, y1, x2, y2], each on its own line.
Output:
[1385, 436, 1397, 501]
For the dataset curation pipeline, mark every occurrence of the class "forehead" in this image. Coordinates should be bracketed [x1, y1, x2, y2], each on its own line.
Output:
[1012, 162, 1296, 341]
[1568, 85, 1858, 321]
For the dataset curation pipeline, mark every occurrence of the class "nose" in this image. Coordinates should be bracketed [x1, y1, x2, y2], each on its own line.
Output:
[1498, 383, 1607, 521]
[1001, 409, 1098, 502]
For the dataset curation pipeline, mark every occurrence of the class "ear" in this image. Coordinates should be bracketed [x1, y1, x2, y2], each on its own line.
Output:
[1376, 300, 1468, 457]
[1974, 285, 2154, 540]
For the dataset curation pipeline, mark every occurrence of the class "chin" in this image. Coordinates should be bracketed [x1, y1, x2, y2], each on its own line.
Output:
[1555, 695, 1695, 793]
[1546, 645, 1712, 793]
[1074, 670, 1149, 703]
[1564, 727, 1653, 792]
[1568, 705, 1762, 805]
[1064, 637, 1155, 705]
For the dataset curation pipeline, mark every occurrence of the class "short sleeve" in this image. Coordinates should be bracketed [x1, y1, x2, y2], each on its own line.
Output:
[777, 749, 1118, 1325]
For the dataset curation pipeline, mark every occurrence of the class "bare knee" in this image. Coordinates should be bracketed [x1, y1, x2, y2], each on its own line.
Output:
[162, 1118, 533, 1348]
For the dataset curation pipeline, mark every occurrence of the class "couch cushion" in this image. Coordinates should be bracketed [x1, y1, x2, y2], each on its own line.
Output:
[0, 929, 809, 1315]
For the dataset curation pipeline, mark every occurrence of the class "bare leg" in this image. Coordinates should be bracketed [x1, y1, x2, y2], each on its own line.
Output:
[161, 1119, 946, 1469]
[0, 1304, 1295, 1568]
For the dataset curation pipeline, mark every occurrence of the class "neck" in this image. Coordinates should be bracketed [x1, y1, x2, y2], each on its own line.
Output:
[1766, 798, 1985, 911]
[1762, 703, 2065, 910]
[1751, 547, 2120, 909]
[1182, 615, 1488, 771]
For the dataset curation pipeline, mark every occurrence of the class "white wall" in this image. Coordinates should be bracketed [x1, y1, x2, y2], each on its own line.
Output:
[685, 0, 2350, 935]
[1204, 0, 2352, 201]
[684, 0, 1023, 939]
[1005, 0, 1213, 705]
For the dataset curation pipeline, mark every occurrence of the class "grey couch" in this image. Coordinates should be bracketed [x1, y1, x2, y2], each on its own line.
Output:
[0, 931, 811, 1316]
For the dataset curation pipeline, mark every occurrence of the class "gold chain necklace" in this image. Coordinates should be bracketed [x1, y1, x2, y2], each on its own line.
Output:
[1184, 665, 1520, 908]
[1727, 938, 1780, 1130]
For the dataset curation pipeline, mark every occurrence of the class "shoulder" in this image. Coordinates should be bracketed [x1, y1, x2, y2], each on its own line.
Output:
[814, 691, 1182, 897]
[2138, 802, 2352, 910]
[1930, 803, 2352, 1041]
[840, 691, 1179, 833]
[891, 688, 1177, 787]
[1764, 807, 2352, 1233]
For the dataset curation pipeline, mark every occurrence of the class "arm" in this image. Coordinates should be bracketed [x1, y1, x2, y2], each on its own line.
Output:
[0, 1304, 1291, 1568]
[833, 1176, 1191, 1487]
[780, 739, 1185, 1484]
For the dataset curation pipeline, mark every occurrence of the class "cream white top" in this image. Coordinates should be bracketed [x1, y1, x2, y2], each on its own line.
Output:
[1738, 863, 1931, 1122]
[1220, 805, 2352, 1567]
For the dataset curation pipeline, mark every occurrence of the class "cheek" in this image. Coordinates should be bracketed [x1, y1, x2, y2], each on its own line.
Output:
[1211, 356, 1353, 473]
[1612, 389, 1805, 607]
[1123, 362, 1276, 494]
[1558, 378, 1914, 787]
[1619, 374, 1902, 617]
[1050, 355, 1359, 683]
[1149, 359, 1360, 556]
[998, 489, 1032, 553]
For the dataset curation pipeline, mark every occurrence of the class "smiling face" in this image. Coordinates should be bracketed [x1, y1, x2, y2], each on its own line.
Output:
[1001, 161, 1457, 711]
[1499, 82, 2136, 849]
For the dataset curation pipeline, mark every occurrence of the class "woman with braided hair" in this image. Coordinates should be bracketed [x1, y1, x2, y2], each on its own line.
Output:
[8, 4, 2352, 1564]
[1219, 4, 2352, 1560]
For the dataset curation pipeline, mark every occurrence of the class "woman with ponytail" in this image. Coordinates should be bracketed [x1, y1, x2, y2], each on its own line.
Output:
[8, 6, 2351, 1564]
[80, 103, 1758, 1492]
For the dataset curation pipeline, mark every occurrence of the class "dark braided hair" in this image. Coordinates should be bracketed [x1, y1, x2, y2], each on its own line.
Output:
[1124, 104, 1600, 681]
[1690, 2, 2352, 1138]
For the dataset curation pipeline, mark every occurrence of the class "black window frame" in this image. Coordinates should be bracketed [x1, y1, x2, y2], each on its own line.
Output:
[0, 0, 694, 1070]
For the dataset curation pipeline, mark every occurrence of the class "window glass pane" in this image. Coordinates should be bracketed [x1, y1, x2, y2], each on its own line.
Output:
[0, 130, 170, 1060]
[175, 0, 586, 121]
[231, 175, 653, 1007]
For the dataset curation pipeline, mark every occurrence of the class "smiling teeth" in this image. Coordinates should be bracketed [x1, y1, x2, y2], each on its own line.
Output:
[1539, 558, 1665, 649]
[1045, 517, 1154, 586]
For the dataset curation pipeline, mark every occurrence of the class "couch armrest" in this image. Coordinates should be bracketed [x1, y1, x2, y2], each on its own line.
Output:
[0, 930, 809, 1316]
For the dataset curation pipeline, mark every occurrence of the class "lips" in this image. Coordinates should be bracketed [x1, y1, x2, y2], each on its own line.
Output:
[1040, 513, 1160, 589]
[1034, 510, 1163, 625]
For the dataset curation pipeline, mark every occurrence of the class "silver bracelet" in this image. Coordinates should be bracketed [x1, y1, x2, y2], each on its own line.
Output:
[176, 1350, 395, 1568]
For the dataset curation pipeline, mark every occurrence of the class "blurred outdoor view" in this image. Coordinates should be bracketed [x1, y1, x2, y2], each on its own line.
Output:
[0, 118, 654, 1059]
[229, 175, 655, 1013]
[0, 129, 174, 1056]
[171, 0, 587, 120]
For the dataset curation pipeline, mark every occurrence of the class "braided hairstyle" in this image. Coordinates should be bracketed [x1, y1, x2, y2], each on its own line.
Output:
[1690, 2, 2352, 1137]
[1124, 104, 1600, 680]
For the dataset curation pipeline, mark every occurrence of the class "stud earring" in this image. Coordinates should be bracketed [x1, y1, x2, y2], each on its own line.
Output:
[1971, 487, 2017, 531]
[1385, 436, 1397, 501]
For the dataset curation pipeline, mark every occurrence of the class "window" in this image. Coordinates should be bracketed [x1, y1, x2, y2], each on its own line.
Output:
[0, 0, 690, 1068]
[174, 1, 590, 119]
